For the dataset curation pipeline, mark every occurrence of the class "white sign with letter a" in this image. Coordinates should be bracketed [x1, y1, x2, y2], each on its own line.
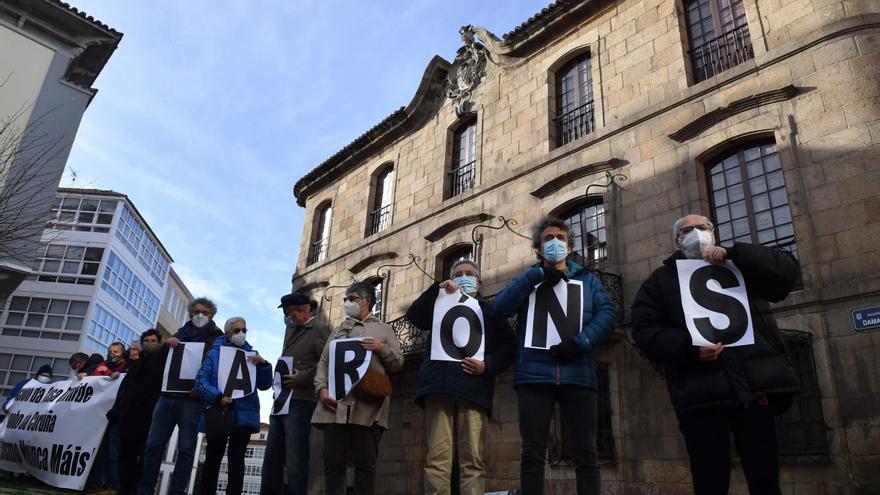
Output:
[328, 338, 372, 401]
[218, 347, 257, 399]
[676, 260, 754, 347]
[161, 342, 206, 393]
[524, 279, 583, 350]
[430, 290, 485, 362]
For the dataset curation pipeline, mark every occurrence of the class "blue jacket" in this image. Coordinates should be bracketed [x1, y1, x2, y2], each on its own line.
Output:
[492, 260, 617, 389]
[406, 284, 516, 415]
[196, 336, 273, 429]
[2, 378, 30, 413]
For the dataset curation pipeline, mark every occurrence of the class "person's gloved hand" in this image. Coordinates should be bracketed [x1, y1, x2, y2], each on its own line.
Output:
[549, 339, 582, 363]
[542, 266, 568, 286]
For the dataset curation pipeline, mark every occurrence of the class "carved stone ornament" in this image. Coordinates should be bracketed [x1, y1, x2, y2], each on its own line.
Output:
[447, 25, 488, 117]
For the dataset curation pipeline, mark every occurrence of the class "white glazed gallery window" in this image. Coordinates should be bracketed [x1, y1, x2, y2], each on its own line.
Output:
[1, 296, 87, 342]
[87, 303, 137, 351]
[0, 354, 61, 400]
[115, 205, 171, 285]
[101, 251, 161, 327]
[49, 196, 118, 233]
[32, 244, 105, 285]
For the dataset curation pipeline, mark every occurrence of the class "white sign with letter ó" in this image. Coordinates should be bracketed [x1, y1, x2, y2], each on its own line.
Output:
[161, 342, 206, 393]
[431, 290, 485, 362]
[217, 347, 257, 399]
[676, 260, 754, 347]
[328, 337, 372, 401]
[271, 357, 294, 415]
[524, 279, 583, 350]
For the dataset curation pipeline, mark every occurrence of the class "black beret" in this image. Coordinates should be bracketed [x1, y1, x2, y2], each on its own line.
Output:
[278, 293, 312, 308]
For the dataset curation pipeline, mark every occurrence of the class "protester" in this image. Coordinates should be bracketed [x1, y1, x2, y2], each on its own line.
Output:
[630, 214, 800, 495]
[195, 316, 271, 495]
[312, 282, 404, 495]
[137, 297, 223, 495]
[92, 342, 127, 378]
[85, 342, 127, 494]
[492, 216, 617, 495]
[405, 259, 515, 495]
[110, 329, 165, 495]
[2, 364, 52, 413]
[74, 352, 105, 378]
[127, 341, 142, 363]
[260, 293, 330, 495]
[68, 352, 89, 373]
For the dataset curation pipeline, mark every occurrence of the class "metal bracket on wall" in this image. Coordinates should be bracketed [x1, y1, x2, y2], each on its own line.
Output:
[471, 215, 532, 266]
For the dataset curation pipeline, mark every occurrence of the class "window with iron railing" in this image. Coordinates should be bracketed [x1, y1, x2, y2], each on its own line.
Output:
[562, 201, 607, 269]
[308, 203, 332, 265]
[307, 238, 327, 265]
[555, 53, 595, 147]
[368, 205, 391, 237]
[686, 0, 753, 83]
[367, 165, 394, 236]
[448, 119, 477, 198]
[776, 330, 829, 462]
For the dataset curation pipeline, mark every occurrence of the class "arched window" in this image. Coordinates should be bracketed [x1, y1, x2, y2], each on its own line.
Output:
[685, 0, 752, 83]
[706, 139, 798, 258]
[554, 52, 594, 147]
[558, 200, 607, 268]
[364, 276, 384, 320]
[308, 202, 332, 265]
[367, 164, 394, 236]
[435, 244, 474, 281]
[448, 118, 477, 198]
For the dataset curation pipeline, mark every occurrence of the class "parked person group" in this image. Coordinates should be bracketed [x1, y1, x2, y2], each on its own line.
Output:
[3, 212, 800, 495]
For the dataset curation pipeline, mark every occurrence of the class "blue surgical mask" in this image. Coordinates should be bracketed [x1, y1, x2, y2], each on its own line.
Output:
[453, 275, 479, 295]
[542, 238, 569, 263]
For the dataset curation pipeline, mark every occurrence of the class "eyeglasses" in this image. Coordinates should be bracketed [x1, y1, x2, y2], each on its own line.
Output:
[343, 295, 363, 303]
[232, 328, 247, 334]
[679, 223, 713, 236]
[191, 309, 211, 316]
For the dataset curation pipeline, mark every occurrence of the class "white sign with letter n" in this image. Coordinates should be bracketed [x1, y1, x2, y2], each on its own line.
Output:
[524, 279, 583, 350]
[676, 259, 754, 347]
[430, 290, 485, 362]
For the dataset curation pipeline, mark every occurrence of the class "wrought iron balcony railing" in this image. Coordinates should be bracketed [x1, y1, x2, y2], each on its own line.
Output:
[555, 100, 595, 147]
[307, 238, 328, 265]
[367, 204, 391, 236]
[448, 161, 476, 198]
[690, 24, 753, 83]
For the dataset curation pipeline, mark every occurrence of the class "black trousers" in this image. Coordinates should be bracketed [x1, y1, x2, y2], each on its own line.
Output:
[201, 426, 252, 495]
[516, 384, 599, 495]
[678, 401, 782, 495]
[118, 425, 149, 494]
[322, 424, 383, 495]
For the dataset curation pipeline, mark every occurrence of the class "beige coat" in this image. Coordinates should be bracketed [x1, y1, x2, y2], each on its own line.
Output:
[312, 314, 404, 429]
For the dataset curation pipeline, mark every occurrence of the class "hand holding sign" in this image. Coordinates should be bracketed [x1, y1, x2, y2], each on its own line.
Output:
[271, 357, 294, 416]
[218, 347, 257, 399]
[676, 260, 754, 347]
[524, 279, 583, 350]
[430, 290, 485, 362]
[328, 338, 372, 401]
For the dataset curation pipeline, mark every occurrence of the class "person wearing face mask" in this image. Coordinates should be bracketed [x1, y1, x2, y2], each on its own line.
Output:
[109, 329, 164, 495]
[630, 214, 800, 495]
[85, 342, 127, 494]
[138, 297, 223, 495]
[312, 282, 404, 495]
[492, 216, 617, 495]
[261, 293, 330, 495]
[196, 316, 272, 495]
[2, 364, 52, 413]
[93, 342, 128, 378]
[404, 259, 515, 495]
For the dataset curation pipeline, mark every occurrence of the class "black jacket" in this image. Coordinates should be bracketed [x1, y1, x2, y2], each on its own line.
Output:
[406, 284, 515, 415]
[108, 347, 166, 432]
[630, 243, 800, 416]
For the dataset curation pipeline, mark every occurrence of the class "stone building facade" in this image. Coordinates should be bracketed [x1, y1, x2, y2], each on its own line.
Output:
[291, 0, 880, 493]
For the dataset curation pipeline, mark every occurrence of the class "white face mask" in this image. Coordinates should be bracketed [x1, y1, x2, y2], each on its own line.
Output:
[680, 228, 715, 259]
[230, 332, 246, 347]
[36, 375, 51, 384]
[191, 314, 210, 328]
[343, 300, 362, 319]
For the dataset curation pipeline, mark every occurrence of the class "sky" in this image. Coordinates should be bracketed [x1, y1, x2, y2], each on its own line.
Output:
[66, 0, 551, 420]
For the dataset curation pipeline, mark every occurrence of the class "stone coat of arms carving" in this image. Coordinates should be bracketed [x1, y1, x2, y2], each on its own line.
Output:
[447, 25, 488, 117]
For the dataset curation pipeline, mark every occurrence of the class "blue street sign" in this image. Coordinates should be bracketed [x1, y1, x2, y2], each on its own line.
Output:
[852, 305, 880, 331]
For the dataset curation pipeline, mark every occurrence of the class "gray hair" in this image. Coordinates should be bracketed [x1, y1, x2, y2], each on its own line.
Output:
[673, 215, 713, 241]
[449, 258, 480, 279]
[224, 316, 246, 335]
[188, 297, 217, 316]
[346, 282, 376, 311]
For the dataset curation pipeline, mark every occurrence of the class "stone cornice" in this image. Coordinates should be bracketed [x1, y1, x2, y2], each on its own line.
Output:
[424, 213, 493, 242]
[530, 158, 623, 198]
[349, 252, 399, 274]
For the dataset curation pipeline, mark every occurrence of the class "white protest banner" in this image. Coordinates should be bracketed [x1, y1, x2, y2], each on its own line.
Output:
[162, 342, 206, 393]
[676, 260, 754, 347]
[0, 376, 123, 490]
[328, 338, 372, 401]
[524, 279, 583, 350]
[217, 347, 257, 399]
[430, 290, 485, 362]
[271, 357, 294, 415]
